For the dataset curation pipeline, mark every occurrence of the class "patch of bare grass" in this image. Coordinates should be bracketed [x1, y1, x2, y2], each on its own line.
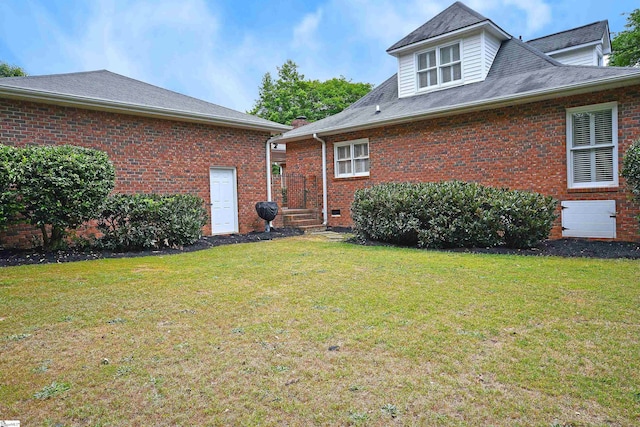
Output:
[0, 235, 638, 425]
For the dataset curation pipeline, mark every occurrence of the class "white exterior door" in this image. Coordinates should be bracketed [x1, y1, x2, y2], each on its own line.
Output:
[561, 200, 616, 239]
[209, 168, 238, 234]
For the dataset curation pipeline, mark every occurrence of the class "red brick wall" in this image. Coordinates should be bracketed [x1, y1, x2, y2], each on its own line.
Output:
[287, 85, 640, 241]
[0, 99, 272, 248]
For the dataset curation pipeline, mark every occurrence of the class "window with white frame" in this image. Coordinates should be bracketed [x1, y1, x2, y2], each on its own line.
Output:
[417, 42, 462, 89]
[335, 139, 369, 178]
[566, 102, 618, 189]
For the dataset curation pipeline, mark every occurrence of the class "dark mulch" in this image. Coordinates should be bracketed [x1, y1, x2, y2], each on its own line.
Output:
[2, 227, 639, 267]
[349, 234, 640, 259]
[0, 228, 304, 267]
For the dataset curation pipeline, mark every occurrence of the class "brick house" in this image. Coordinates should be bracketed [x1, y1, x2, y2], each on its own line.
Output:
[0, 70, 290, 248]
[277, 1, 640, 241]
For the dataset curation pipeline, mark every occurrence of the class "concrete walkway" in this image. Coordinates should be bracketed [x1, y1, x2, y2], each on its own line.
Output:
[309, 230, 351, 242]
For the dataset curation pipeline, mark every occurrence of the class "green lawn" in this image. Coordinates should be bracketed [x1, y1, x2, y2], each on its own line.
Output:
[1, 235, 639, 426]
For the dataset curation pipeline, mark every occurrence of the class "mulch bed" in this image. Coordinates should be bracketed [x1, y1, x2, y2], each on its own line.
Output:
[350, 234, 640, 259]
[1, 227, 639, 267]
[0, 228, 304, 267]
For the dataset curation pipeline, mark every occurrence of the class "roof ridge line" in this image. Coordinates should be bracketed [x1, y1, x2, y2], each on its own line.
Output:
[526, 20, 607, 43]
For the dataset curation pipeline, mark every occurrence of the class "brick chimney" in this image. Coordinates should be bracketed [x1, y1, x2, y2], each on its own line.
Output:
[291, 116, 309, 129]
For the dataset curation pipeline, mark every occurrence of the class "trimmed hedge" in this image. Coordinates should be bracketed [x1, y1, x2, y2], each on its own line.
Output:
[98, 193, 208, 250]
[352, 181, 557, 249]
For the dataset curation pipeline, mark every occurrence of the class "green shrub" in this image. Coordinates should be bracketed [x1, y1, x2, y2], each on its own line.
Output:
[98, 193, 208, 250]
[352, 181, 557, 249]
[622, 139, 640, 231]
[0, 145, 22, 230]
[15, 145, 115, 250]
[493, 189, 557, 249]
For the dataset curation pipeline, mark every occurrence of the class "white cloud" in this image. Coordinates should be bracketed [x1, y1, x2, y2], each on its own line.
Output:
[503, 0, 552, 33]
[292, 9, 324, 50]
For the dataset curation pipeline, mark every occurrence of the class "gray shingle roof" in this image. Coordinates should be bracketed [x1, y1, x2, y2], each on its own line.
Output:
[526, 21, 609, 53]
[0, 70, 290, 133]
[387, 2, 488, 52]
[280, 38, 640, 141]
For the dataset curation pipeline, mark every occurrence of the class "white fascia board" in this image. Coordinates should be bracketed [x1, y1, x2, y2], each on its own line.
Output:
[546, 41, 601, 56]
[0, 86, 292, 134]
[279, 73, 640, 142]
[387, 21, 510, 56]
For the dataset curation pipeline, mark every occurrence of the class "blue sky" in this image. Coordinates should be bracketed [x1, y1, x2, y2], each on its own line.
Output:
[0, 0, 637, 113]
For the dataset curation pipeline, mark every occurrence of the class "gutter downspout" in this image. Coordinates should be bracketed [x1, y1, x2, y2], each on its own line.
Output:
[265, 138, 273, 229]
[312, 133, 328, 226]
[266, 139, 272, 202]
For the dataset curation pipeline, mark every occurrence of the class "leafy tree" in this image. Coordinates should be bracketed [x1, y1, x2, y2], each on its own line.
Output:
[249, 60, 373, 125]
[609, 9, 640, 67]
[0, 61, 27, 77]
[15, 145, 115, 250]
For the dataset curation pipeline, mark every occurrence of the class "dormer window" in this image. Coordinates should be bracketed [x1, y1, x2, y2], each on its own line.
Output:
[417, 42, 462, 90]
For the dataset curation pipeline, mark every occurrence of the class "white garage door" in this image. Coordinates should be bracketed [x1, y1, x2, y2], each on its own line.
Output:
[561, 200, 616, 238]
[210, 168, 238, 234]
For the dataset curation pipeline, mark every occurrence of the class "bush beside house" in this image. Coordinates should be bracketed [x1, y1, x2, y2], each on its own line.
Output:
[0, 144, 116, 250]
[98, 193, 208, 250]
[352, 181, 557, 249]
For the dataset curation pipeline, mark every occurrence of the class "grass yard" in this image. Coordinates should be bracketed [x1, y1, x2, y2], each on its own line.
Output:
[1, 235, 639, 426]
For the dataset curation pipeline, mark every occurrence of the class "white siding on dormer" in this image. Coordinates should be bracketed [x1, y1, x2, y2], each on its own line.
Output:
[483, 32, 501, 78]
[463, 32, 483, 83]
[551, 46, 597, 66]
[397, 53, 416, 98]
[396, 30, 506, 97]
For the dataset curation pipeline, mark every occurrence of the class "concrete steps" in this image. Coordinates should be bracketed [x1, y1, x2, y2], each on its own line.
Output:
[282, 208, 325, 233]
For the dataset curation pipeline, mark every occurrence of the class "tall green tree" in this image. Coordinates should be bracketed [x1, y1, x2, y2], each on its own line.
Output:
[609, 9, 640, 67]
[0, 61, 27, 77]
[249, 60, 373, 125]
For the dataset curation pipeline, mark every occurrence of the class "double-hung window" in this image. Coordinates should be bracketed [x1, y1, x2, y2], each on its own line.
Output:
[566, 102, 618, 188]
[417, 42, 462, 89]
[335, 139, 369, 178]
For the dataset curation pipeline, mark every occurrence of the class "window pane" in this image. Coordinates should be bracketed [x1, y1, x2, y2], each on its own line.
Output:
[594, 110, 612, 145]
[418, 53, 427, 70]
[451, 44, 460, 61]
[354, 158, 370, 173]
[337, 145, 350, 160]
[453, 63, 462, 80]
[573, 150, 592, 183]
[427, 51, 436, 67]
[428, 69, 437, 86]
[572, 113, 591, 147]
[595, 147, 613, 181]
[441, 46, 451, 64]
[354, 143, 368, 158]
[441, 65, 453, 83]
[337, 160, 351, 175]
[418, 71, 428, 88]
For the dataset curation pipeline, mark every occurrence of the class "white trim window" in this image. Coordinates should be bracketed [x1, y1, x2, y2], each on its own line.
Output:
[566, 102, 618, 189]
[416, 42, 462, 90]
[334, 138, 370, 178]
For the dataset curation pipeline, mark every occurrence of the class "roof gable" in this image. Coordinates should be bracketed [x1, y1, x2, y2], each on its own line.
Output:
[0, 70, 290, 133]
[526, 21, 610, 54]
[387, 2, 489, 52]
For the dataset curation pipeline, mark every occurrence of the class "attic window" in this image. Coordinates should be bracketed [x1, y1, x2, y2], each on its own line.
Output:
[416, 42, 462, 90]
